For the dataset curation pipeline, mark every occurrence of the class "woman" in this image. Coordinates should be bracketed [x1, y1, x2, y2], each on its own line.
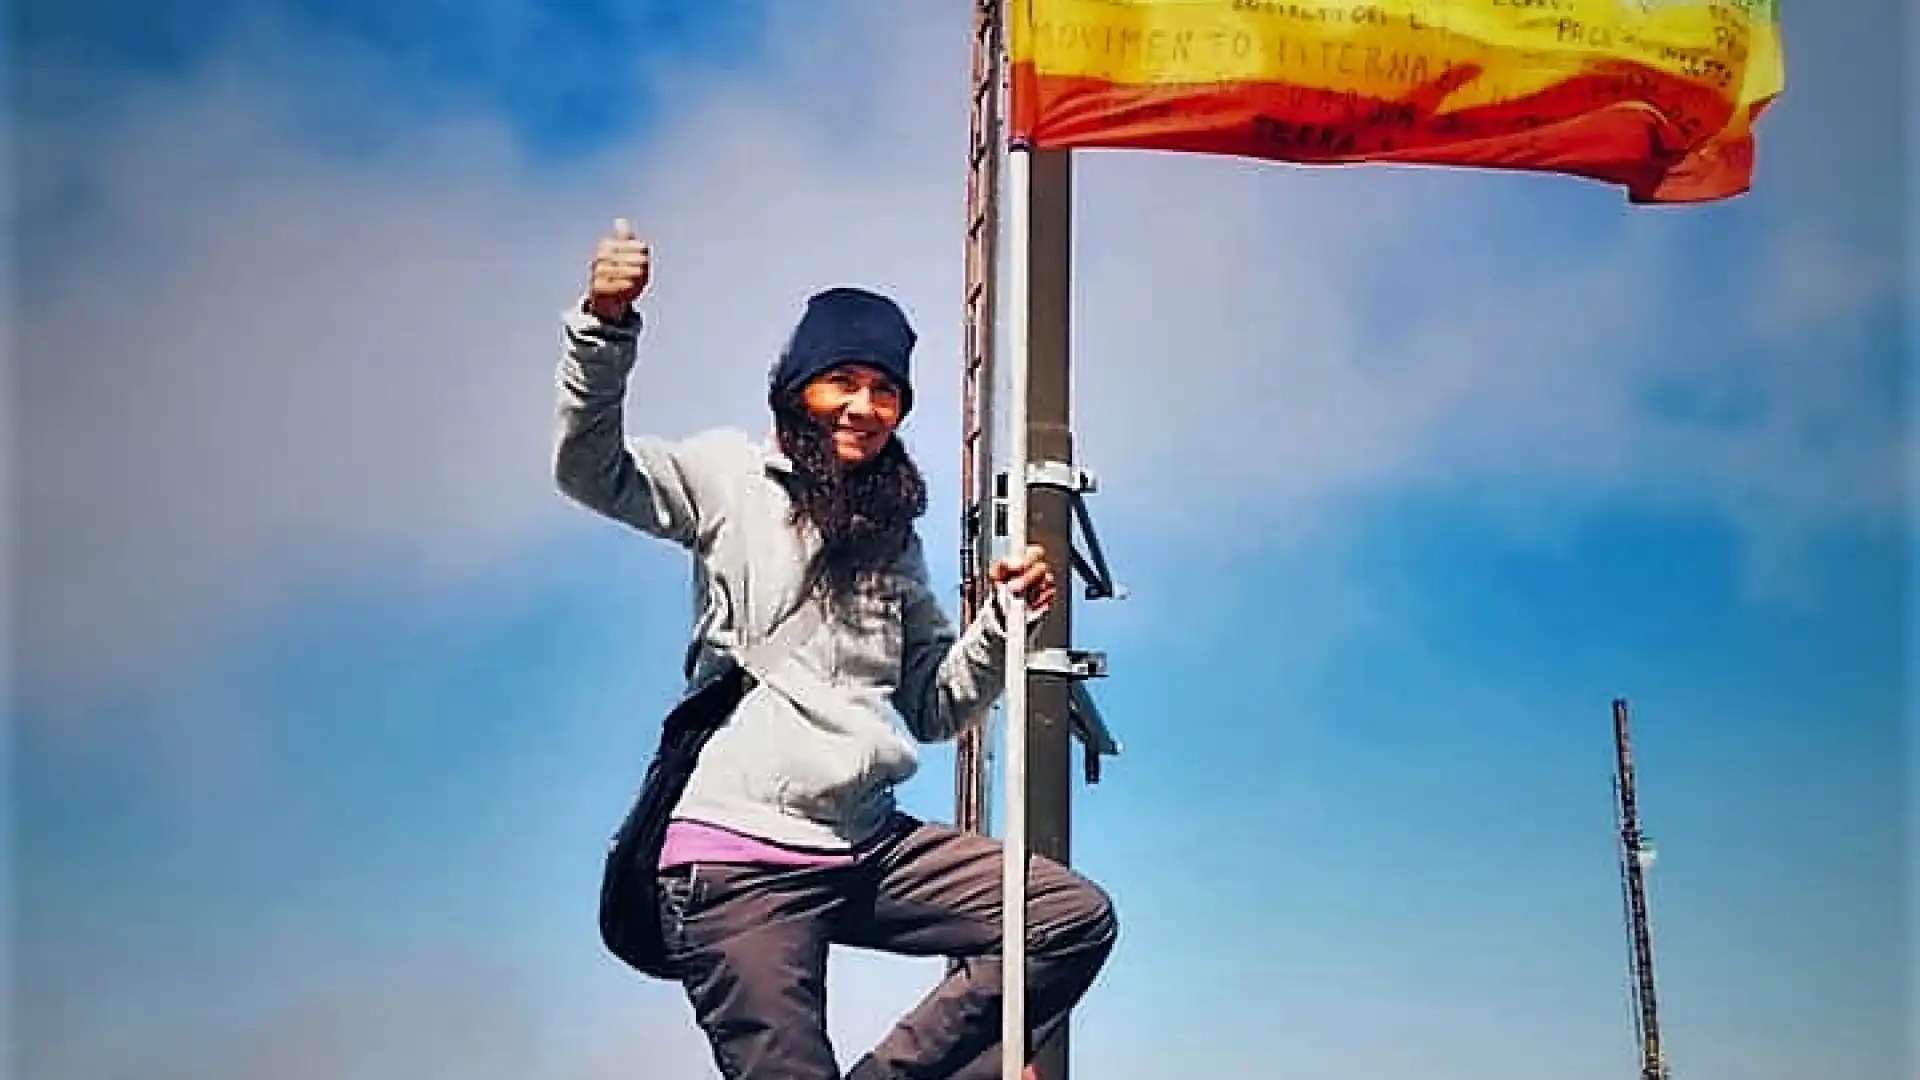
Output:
[554, 218, 1119, 1080]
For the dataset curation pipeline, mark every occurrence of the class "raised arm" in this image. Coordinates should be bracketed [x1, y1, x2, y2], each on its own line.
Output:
[552, 219, 732, 547]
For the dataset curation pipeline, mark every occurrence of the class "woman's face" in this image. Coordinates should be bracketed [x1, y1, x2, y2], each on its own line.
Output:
[801, 363, 904, 465]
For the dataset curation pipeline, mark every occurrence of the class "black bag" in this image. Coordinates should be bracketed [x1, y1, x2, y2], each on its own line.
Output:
[597, 663, 754, 977]
[597, 578, 826, 978]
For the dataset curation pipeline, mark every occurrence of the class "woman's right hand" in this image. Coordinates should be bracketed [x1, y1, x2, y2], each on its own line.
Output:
[588, 217, 652, 320]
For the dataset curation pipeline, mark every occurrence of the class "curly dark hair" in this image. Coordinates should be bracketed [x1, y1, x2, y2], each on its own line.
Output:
[770, 389, 928, 600]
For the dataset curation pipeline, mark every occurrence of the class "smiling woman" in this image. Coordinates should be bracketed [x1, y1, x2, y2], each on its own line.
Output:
[554, 217, 1107, 1080]
[767, 287, 929, 598]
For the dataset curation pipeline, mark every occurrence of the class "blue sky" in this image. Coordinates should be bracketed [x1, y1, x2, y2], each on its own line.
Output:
[11, 2, 1908, 1079]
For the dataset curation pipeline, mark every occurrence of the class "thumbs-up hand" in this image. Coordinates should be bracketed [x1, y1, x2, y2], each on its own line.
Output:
[587, 217, 652, 320]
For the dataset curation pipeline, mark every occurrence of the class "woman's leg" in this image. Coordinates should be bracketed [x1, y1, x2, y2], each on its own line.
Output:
[658, 862, 852, 1080]
[836, 822, 1119, 1080]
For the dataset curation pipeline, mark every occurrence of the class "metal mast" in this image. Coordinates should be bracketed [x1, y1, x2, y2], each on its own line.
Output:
[956, 10, 1122, 1079]
[955, 0, 1004, 838]
[1612, 698, 1669, 1080]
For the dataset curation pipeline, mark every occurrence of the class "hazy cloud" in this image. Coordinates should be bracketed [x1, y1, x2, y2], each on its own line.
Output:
[26, 938, 962, 1080]
[14, 0, 1902, 700]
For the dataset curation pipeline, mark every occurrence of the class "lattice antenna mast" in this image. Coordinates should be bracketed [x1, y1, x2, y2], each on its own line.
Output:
[955, 0, 1004, 837]
[1612, 698, 1670, 1080]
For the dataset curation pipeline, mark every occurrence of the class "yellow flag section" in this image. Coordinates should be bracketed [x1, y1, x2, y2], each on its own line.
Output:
[1006, 0, 1784, 203]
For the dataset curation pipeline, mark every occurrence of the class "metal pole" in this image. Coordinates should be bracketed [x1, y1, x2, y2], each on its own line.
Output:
[999, 139, 1033, 1080]
[1020, 145, 1075, 1080]
[1000, 7, 1077, 1077]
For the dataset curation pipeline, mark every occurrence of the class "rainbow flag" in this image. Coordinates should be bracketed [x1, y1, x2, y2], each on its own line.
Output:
[1007, 0, 1785, 203]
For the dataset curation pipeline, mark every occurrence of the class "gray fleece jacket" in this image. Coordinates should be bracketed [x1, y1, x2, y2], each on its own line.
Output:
[553, 301, 1019, 850]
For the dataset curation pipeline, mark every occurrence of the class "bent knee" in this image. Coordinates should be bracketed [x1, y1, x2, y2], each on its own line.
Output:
[1041, 872, 1119, 956]
[1079, 880, 1119, 952]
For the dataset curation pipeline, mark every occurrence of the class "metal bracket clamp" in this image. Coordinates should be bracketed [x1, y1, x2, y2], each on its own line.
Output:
[1024, 648, 1119, 784]
[1026, 647, 1106, 680]
[1024, 459, 1094, 495]
[993, 460, 1126, 601]
[991, 458, 1126, 784]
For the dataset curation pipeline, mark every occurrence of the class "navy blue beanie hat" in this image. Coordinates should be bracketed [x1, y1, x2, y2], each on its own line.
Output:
[769, 286, 916, 415]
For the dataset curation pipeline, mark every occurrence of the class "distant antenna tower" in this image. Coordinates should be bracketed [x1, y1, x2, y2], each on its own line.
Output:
[1611, 698, 1670, 1080]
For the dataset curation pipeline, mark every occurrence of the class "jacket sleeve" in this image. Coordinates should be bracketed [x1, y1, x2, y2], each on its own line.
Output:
[552, 300, 736, 547]
[891, 538, 1038, 743]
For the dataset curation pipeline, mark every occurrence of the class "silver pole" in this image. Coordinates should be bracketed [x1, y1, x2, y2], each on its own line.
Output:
[999, 133, 1032, 1080]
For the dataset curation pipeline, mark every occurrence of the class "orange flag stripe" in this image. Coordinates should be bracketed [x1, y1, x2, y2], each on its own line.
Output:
[1007, 0, 1785, 204]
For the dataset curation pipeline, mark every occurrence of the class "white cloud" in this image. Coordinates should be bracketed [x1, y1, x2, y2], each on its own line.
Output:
[23, 936, 974, 1080]
[13, 0, 1900, 702]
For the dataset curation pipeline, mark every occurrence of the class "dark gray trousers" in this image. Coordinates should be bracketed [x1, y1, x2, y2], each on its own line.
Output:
[654, 818, 1119, 1080]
